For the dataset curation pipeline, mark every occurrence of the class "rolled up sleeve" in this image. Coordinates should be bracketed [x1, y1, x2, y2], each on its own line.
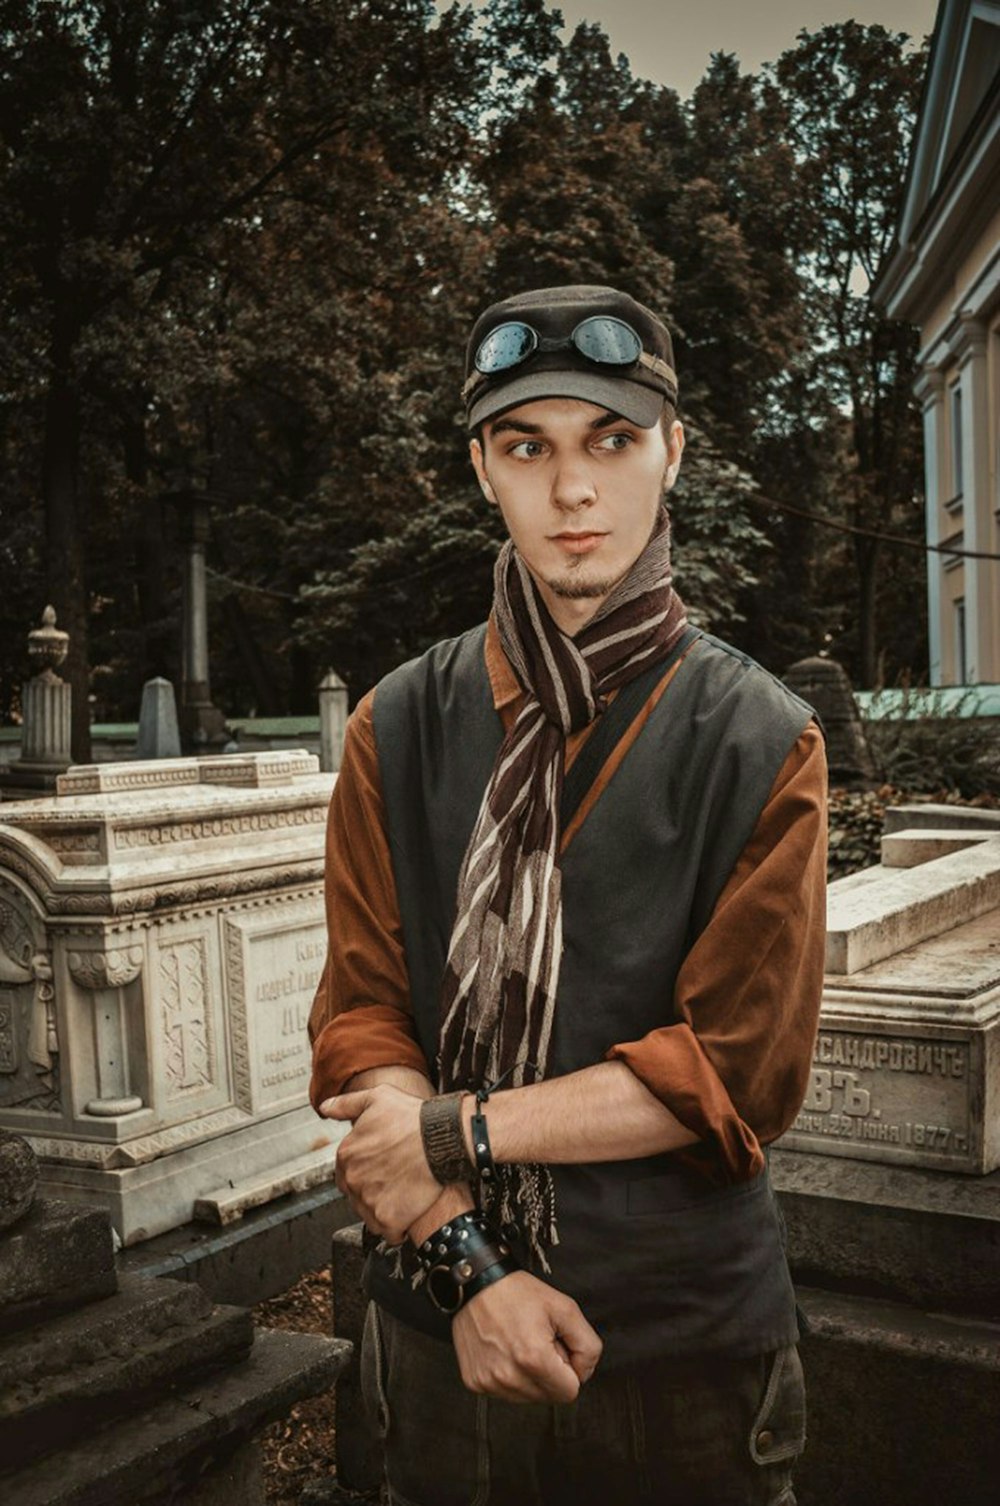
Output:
[607, 721, 827, 1179]
[308, 690, 431, 1110]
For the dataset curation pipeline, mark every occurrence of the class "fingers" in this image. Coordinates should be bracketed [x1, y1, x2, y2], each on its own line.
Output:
[550, 1296, 603, 1384]
[319, 1090, 371, 1120]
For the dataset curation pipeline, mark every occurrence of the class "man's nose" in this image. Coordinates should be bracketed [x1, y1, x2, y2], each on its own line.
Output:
[551, 454, 598, 511]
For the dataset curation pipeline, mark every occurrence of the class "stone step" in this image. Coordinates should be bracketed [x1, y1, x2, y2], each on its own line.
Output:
[797, 1285, 1000, 1506]
[0, 1275, 253, 1471]
[772, 1148, 1000, 1318]
[0, 1199, 117, 1335]
[193, 1142, 338, 1226]
[0, 1328, 351, 1506]
[826, 839, 1000, 974]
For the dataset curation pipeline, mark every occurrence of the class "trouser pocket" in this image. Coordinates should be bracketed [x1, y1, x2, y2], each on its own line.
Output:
[749, 1343, 807, 1473]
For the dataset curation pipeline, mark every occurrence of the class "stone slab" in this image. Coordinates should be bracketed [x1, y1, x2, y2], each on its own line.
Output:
[796, 1285, 1000, 1506]
[883, 802, 1000, 834]
[194, 1142, 338, 1225]
[826, 839, 1000, 975]
[771, 1148, 1000, 1316]
[0, 1198, 117, 1333]
[119, 1181, 356, 1308]
[0, 1328, 351, 1506]
[35, 1105, 345, 1245]
[0, 1276, 253, 1471]
[881, 827, 996, 867]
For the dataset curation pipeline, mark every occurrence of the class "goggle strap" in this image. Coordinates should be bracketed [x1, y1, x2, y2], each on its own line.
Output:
[637, 352, 678, 390]
[463, 353, 677, 405]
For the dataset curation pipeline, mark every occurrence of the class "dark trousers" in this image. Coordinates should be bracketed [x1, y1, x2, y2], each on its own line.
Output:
[361, 1302, 806, 1506]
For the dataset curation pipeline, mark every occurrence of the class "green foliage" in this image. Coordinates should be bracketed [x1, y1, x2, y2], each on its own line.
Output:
[0, 3, 932, 724]
[865, 694, 1000, 800]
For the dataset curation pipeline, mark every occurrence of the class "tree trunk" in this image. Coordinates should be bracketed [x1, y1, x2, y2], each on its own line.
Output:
[856, 539, 880, 690]
[42, 316, 90, 764]
[124, 413, 173, 683]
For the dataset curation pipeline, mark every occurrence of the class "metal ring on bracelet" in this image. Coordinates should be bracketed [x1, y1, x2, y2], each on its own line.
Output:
[426, 1252, 519, 1315]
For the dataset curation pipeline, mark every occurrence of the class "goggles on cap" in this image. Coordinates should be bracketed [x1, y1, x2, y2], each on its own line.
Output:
[462, 316, 677, 402]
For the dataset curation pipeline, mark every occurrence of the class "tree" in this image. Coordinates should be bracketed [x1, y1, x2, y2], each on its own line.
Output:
[769, 22, 927, 686]
[0, 0, 485, 747]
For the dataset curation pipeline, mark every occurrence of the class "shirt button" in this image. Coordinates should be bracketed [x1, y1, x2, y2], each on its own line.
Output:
[757, 1429, 775, 1452]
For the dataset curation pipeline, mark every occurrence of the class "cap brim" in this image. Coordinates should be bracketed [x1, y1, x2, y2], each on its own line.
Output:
[468, 369, 666, 432]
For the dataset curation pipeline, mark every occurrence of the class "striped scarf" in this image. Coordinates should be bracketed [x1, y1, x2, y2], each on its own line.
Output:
[437, 505, 688, 1264]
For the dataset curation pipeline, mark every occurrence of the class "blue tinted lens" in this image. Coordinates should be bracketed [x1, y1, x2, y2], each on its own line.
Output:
[475, 322, 538, 374]
[573, 317, 642, 366]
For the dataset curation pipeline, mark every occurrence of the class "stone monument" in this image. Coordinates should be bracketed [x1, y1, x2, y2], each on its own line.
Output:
[0, 607, 72, 799]
[319, 668, 348, 773]
[135, 676, 182, 760]
[0, 1131, 348, 1505]
[0, 749, 345, 1245]
[170, 491, 229, 754]
[782, 829, 1000, 1172]
[783, 655, 878, 787]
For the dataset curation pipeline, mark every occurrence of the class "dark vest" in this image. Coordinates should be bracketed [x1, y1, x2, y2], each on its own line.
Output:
[369, 624, 815, 1370]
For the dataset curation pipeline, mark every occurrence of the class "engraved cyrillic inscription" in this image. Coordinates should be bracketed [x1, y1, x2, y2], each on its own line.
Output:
[788, 1029, 972, 1165]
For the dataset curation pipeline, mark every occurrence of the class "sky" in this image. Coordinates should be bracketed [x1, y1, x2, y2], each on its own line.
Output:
[554, 0, 939, 97]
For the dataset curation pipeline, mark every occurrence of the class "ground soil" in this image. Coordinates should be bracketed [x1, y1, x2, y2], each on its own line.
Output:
[254, 1266, 377, 1506]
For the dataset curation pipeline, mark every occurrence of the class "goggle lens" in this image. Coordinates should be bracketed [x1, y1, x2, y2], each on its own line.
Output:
[573, 316, 642, 365]
[475, 316, 643, 377]
[476, 322, 538, 372]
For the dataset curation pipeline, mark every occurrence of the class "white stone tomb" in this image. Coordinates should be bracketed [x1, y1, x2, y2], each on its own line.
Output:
[782, 828, 1000, 1173]
[0, 751, 345, 1243]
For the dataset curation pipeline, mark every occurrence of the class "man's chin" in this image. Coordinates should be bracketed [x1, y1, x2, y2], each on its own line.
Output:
[545, 573, 618, 601]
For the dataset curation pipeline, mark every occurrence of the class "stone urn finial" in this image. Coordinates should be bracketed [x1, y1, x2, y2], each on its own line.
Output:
[28, 606, 69, 677]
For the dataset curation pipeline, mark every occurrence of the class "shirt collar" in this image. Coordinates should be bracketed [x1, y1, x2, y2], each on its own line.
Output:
[485, 612, 524, 711]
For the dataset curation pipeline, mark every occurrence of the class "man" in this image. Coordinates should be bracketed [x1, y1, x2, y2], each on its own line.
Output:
[309, 284, 827, 1506]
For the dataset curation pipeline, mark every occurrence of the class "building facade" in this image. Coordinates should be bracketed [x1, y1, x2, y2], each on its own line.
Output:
[874, 0, 1000, 684]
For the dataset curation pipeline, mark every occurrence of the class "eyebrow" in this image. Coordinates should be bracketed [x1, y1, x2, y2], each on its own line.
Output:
[488, 410, 623, 439]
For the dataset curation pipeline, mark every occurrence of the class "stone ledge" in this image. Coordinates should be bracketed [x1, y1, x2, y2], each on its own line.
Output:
[797, 1286, 1000, 1506]
[0, 1200, 116, 1335]
[772, 1148, 1000, 1316]
[0, 1328, 352, 1506]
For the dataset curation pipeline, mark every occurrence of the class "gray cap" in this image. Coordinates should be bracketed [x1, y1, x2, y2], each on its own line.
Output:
[464, 284, 678, 432]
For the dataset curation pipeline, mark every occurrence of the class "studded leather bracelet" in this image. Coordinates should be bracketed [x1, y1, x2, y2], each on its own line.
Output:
[417, 1210, 519, 1316]
[419, 1091, 475, 1187]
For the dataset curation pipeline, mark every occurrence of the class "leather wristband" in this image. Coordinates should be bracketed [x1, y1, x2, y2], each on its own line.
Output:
[470, 1096, 497, 1188]
[419, 1091, 474, 1186]
[416, 1210, 519, 1316]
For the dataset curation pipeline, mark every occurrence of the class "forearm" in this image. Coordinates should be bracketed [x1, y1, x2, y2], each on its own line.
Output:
[461, 1060, 698, 1165]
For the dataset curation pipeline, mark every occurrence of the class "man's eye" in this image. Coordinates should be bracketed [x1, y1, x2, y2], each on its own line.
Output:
[597, 432, 633, 451]
[510, 440, 544, 458]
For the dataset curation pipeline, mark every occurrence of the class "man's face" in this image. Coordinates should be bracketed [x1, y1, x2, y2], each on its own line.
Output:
[470, 397, 684, 636]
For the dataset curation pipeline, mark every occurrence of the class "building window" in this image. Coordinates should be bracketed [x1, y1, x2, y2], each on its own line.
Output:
[950, 380, 963, 500]
[955, 597, 967, 684]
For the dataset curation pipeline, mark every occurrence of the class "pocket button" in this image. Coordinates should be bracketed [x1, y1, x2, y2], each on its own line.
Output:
[756, 1429, 775, 1452]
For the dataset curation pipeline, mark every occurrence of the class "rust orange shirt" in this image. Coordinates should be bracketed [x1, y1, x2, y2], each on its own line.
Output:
[309, 619, 827, 1181]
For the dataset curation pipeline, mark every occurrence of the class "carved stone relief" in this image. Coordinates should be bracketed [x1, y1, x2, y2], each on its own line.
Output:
[160, 936, 213, 1096]
[0, 885, 60, 1113]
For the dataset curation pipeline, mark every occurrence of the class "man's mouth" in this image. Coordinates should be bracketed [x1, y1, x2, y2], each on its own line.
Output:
[552, 531, 607, 555]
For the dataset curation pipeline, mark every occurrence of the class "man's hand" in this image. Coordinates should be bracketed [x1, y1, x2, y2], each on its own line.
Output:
[321, 1084, 440, 1243]
[451, 1270, 602, 1404]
